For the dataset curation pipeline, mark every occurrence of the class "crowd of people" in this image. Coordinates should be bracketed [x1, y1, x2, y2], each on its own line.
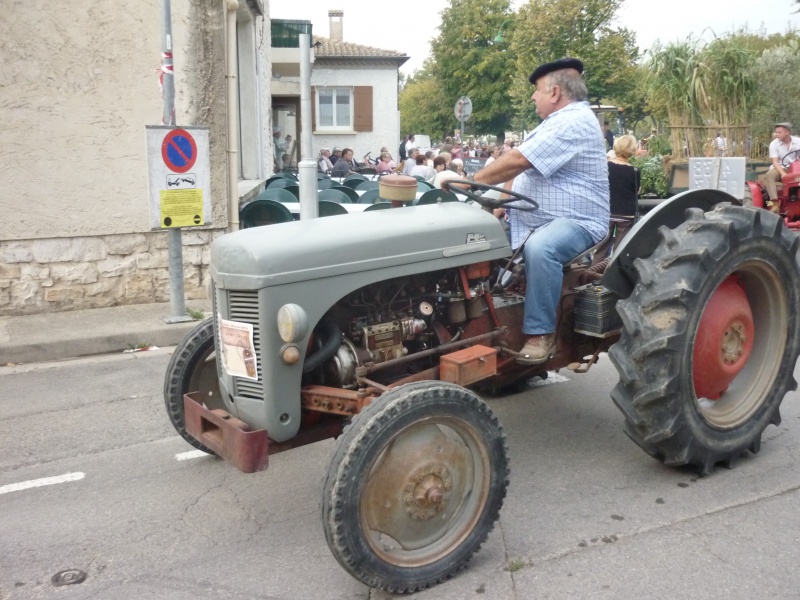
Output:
[315, 136, 521, 188]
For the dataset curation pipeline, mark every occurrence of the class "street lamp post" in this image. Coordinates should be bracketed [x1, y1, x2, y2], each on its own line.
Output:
[492, 19, 512, 45]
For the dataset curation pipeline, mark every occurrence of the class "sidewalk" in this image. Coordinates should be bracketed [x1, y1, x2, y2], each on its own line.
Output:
[0, 300, 210, 365]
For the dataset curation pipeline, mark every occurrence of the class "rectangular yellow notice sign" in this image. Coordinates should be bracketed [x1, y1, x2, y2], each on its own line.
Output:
[160, 189, 204, 228]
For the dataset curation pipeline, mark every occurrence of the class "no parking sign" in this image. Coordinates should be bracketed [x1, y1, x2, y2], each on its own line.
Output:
[146, 125, 211, 229]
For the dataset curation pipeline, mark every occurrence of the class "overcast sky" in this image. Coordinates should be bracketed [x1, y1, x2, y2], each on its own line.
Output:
[269, 0, 800, 75]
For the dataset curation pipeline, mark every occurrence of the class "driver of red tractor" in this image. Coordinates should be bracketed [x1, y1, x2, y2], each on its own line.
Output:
[472, 58, 610, 365]
[764, 122, 800, 209]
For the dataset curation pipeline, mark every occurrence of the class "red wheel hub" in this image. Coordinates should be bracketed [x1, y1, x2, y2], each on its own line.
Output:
[693, 276, 754, 400]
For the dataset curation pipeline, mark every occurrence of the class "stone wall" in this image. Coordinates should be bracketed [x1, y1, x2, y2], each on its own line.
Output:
[0, 230, 224, 315]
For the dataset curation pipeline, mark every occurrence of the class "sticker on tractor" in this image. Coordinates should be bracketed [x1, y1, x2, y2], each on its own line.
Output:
[217, 314, 258, 381]
[466, 233, 487, 244]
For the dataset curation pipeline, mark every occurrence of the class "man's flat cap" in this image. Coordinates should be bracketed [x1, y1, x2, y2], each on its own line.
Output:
[776, 122, 792, 131]
[529, 57, 584, 84]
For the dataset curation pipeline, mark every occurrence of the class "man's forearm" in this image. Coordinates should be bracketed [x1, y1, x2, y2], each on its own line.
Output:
[473, 149, 532, 186]
[772, 157, 786, 176]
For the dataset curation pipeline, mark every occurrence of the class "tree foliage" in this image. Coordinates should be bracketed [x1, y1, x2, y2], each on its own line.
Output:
[400, 0, 515, 139]
[399, 64, 452, 138]
[509, 0, 639, 124]
[612, 64, 652, 136]
[748, 42, 800, 150]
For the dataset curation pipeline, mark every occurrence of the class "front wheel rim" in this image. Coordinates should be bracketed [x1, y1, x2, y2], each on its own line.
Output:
[360, 416, 491, 568]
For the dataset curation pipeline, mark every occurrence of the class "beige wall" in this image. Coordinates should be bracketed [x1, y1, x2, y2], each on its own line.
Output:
[0, 0, 270, 315]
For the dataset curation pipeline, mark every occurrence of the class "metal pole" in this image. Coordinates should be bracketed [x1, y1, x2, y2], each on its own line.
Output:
[298, 33, 318, 220]
[226, 0, 240, 232]
[161, 0, 190, 323]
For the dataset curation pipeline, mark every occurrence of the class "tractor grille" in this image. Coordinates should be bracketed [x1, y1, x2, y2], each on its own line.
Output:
[223, 289, 264, 400]
[212, 281, 223, 381]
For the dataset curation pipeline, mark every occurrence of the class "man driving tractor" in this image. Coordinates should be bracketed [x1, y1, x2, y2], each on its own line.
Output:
[763, 122, 800, 211]
[469, 57, 610, 364]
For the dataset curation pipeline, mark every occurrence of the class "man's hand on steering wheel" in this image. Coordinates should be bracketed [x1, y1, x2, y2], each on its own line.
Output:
[442, 178, 539, 211]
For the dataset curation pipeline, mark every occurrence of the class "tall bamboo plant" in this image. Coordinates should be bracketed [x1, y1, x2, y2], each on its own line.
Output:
[645, 36, 757, 159]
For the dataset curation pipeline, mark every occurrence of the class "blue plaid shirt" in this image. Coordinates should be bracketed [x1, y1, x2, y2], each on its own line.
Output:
[508, 101, 610, 248]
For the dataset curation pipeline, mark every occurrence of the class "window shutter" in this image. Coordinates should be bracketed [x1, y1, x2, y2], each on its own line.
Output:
[311, 86, 316, 131]
[353, 86, 373, 132]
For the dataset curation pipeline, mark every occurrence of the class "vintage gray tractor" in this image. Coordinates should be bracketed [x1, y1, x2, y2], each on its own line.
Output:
[164, 184, 800, 593]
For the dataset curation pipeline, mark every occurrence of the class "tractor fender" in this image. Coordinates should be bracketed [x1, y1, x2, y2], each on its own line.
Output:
[601, 189, 742, 299]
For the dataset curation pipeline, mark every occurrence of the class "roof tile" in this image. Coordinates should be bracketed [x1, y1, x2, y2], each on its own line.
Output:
[313, 35, 407, 59]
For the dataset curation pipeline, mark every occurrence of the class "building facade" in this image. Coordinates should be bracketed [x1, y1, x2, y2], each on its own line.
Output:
[269, 11, 408, 171]
[311, 11, 408, 163]
[0, 0, 272, 316]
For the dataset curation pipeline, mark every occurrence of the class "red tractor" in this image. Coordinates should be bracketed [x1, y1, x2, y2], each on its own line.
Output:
[746, 150, 800, 229]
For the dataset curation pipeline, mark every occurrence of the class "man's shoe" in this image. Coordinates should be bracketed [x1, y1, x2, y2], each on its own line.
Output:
[517, 333, 556, 365]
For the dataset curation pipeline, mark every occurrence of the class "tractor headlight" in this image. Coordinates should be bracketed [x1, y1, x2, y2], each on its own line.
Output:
[277, 303, 308, 343]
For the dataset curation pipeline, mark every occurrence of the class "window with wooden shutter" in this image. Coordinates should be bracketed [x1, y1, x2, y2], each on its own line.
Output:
[314, 87, 353, 130]
[353, 86, 373, 132]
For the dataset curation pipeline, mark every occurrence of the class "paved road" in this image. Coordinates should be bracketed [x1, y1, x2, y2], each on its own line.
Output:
[1, 351, 799, 599]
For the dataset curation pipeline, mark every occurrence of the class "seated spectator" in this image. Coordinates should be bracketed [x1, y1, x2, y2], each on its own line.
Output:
[331, 148, 358, 178]
[433, 158, 463, 189]
[411, 153, 436, 183]
[375, 152, 396, 173]
[318, 148, 334, 173]
[330, 147, 342, 165]
[425, 150, 435, 167]
[607, 134, 640, 217]
[431, 156, 447, 180]
[438, 151, 452, 167]
[485, 147, 501, 166]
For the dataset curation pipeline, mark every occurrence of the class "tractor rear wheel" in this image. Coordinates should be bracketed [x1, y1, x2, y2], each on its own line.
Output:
[609, 206, 800, 474]
[321, 381, 509, 593]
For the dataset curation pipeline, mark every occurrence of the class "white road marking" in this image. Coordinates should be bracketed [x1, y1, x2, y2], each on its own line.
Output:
[527, 371, 570, 388]
[176, 449, 210, 461]
[0, 472, 85, 496]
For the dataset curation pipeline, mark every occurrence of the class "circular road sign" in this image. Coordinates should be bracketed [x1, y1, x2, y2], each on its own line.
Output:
[161, 129, 198, 173]
[454, 96, 473, 122]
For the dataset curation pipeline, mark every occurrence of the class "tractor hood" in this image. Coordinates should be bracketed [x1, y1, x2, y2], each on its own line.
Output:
[211, 203, 511, 289]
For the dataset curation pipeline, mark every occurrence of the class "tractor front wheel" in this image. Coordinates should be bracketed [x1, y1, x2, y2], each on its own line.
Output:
[163, 318, 224, 453]
[321, 382, 509, 593]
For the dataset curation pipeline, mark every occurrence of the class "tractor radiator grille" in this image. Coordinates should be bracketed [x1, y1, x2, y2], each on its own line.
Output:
[212, 282, 223, 381]
[226, 290, 264, 400]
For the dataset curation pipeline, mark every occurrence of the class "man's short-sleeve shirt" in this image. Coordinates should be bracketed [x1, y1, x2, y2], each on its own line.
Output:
[769, 135, 800, 168]
[509, 101, 610, 248]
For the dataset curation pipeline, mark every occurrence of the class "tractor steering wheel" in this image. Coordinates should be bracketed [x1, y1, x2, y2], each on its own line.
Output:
[781, 149, 800, 168]
[443, 178, 539, 211]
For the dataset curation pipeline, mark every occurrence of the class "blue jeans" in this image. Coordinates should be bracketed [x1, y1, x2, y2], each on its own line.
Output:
[521, 218, 594, 335]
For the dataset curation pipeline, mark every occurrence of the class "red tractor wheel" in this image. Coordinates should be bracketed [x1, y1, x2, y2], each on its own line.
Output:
[609, 206, 800, 474]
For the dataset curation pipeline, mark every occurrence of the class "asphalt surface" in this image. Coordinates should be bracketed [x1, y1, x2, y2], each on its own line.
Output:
[1, 348, 799, 599]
